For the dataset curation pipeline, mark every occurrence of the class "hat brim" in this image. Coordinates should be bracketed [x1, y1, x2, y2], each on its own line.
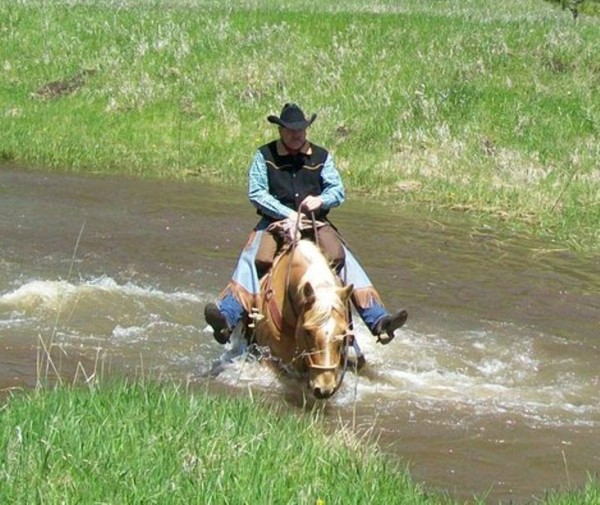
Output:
[267, 113, 317, 130]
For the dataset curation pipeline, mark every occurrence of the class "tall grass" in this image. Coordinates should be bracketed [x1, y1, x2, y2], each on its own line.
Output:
[1, 379, 599, 504]
[0, 380, 443, 504]
[1, 0, 599, 251]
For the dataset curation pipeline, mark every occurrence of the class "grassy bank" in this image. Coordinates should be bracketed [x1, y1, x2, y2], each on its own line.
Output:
[1, 0, 598, 252]
[0, 0, 600, 250]
[1, 380, 599, 504]
[0, 380, 440, 504]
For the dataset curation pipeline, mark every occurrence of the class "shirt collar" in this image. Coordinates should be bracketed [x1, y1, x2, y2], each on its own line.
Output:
[276, 139, 312, 156]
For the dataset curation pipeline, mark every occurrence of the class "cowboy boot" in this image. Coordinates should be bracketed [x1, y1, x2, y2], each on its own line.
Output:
[375, 309, 408, 345]
[204, 303, 232, 344]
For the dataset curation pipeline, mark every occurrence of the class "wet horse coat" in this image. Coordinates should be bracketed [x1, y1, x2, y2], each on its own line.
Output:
[251, 239, 353, 399]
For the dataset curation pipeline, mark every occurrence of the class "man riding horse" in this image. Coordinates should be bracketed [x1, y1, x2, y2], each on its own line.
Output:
[204, 103, 407, 345]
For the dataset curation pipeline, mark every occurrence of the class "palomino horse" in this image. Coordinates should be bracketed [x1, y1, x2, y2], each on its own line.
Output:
[249, 238, 353, 399]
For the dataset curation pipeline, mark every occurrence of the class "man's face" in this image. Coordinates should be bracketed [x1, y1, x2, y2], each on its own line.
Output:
[280, 127, 307, 152]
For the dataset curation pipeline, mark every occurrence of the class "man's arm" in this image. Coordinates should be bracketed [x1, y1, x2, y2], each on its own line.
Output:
[248, 150, 295, 220]
[318, 152, 345, 210]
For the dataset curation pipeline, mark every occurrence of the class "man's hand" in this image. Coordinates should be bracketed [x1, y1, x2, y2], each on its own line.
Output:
[267, 214, 302, 243]
[282, 218, 301, 242]
[300, 196, 323, 214]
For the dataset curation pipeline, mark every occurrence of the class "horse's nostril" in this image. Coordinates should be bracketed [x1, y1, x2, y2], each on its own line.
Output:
[313, 386, 333, 400]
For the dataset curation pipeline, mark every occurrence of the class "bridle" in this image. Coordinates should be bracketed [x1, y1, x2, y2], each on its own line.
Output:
[298, 305, 353, 396]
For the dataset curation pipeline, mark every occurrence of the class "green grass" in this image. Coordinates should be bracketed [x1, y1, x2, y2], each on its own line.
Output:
[1, 3, 599, 501]
[1, 379, 599, 504]
[0, 380, 444, 504]
[1, 1, 599, 251]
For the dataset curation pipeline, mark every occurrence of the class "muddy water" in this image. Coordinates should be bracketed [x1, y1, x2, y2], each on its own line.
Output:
[1, 166, 599, 503]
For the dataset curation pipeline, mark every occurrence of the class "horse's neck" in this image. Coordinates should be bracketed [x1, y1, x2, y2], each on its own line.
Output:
[266, 240, 337, 307]
[295, 244, 336, 288]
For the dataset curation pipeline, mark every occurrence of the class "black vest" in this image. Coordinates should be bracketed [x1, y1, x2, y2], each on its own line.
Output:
[259, 140, 329, 220]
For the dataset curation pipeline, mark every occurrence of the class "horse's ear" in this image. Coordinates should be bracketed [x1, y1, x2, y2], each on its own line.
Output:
[339, 283, 354, 303]
[303, 282, 316, 305]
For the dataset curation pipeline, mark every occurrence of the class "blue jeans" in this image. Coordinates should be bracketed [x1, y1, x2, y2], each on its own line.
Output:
[217, 288, 387, 335]
[215, 224, 388, 335]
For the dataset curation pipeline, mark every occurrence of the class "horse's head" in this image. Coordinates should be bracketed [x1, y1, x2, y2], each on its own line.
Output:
[300, 281, 354, 399]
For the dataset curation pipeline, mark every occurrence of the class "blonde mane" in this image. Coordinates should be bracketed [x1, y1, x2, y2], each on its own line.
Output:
[296, 240, 345, 327]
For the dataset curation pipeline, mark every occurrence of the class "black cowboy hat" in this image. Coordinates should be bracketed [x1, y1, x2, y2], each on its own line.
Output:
[267, 103, 317, 130]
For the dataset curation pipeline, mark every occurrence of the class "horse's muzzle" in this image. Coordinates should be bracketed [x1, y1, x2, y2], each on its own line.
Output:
[309, 370, 339, 399]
